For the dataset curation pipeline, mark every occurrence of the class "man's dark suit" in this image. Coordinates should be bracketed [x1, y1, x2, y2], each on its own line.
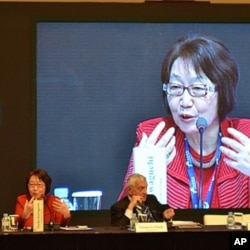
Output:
[110, 194, 170, 227]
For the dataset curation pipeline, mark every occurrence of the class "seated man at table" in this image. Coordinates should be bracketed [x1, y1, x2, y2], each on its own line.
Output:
[110, 173, 175, 227]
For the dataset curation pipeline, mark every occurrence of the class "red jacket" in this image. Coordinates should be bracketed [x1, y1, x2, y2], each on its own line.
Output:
[15, 194, 70, 228]
[118, 117, 250, 208]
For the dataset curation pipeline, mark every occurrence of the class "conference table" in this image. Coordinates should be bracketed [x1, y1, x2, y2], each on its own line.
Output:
[0, 225, 249, 250]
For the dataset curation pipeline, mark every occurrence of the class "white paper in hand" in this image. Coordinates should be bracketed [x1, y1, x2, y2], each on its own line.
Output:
[133, 147, 167, 204]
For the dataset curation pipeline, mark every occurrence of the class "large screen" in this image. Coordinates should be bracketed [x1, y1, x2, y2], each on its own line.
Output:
[36, 21, 250, 210]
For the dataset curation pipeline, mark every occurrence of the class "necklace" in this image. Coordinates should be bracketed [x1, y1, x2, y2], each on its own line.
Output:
[190, 154, 216, 168]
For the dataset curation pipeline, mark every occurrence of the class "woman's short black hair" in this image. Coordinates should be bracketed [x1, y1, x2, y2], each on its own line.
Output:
[161, 34, 239, 121]
[26, 168, 52, 195]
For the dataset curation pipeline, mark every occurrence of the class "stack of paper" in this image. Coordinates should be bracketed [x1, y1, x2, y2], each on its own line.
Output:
[172, 221, 202, 228]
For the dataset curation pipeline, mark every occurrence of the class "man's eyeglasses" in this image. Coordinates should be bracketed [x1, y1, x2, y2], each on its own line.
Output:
[162, 83, 217, 97]
[28, 183, 45, 188]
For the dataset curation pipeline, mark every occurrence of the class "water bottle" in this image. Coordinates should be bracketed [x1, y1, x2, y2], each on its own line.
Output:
[1, 213, 11, 232]
[227, 211, 235, 229]
[130, 213, 138, 229]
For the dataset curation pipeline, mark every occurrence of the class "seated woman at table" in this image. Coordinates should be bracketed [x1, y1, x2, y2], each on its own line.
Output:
[15, 168, 71, 229]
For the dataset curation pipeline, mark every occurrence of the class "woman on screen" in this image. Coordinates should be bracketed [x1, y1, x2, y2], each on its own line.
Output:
[118, 34, 250, 209]
[15, 168, 71, 229]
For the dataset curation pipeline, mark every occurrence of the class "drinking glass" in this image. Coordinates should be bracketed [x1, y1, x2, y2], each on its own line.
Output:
[234, 212, 243, 229]
[9, 214, 19, 231]
[138, 214, 147, 222]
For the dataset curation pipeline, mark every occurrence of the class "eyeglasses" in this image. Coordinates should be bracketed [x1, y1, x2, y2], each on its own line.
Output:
[163, 83, 217, 97]
[28, 183, 45, 188]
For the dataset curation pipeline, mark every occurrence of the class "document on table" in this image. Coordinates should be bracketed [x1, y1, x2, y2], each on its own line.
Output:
[60, 226, 93, 231]
[172, 221, 202, 228]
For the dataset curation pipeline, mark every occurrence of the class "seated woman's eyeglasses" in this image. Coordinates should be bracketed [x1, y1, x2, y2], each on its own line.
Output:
[28, 183, 45, 188]
[163, 83, 217, 97]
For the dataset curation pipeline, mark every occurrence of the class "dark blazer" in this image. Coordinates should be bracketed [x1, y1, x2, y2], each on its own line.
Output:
[110, 194, 170, 227]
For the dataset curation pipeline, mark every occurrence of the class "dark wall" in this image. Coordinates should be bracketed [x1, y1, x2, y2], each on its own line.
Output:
[0, 3, 34, 215]
[1, 1, 250, 222]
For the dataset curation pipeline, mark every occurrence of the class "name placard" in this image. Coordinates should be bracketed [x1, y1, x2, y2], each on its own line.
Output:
[33, 199, 44, 232]
[135, 222, 168, 233]
[247, 221, 250, 231]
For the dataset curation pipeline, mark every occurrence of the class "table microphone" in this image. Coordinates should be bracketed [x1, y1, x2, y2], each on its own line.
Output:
[196, 117, 207, 209]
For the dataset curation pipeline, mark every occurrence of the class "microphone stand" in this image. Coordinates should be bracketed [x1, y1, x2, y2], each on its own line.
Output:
[198, 128, 204, 209]
[44, 196, 54, 231]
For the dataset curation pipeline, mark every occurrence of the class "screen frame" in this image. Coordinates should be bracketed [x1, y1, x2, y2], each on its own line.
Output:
[32, 2, 250, 215]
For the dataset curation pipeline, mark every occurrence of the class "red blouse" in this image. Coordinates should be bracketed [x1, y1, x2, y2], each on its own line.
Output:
[118, 117, 250, 208]
[15, 194, 70, 228]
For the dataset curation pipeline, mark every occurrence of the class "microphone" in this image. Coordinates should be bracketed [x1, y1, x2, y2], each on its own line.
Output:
[196, 117, 207, 135]
[196, 117, 207, 209]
